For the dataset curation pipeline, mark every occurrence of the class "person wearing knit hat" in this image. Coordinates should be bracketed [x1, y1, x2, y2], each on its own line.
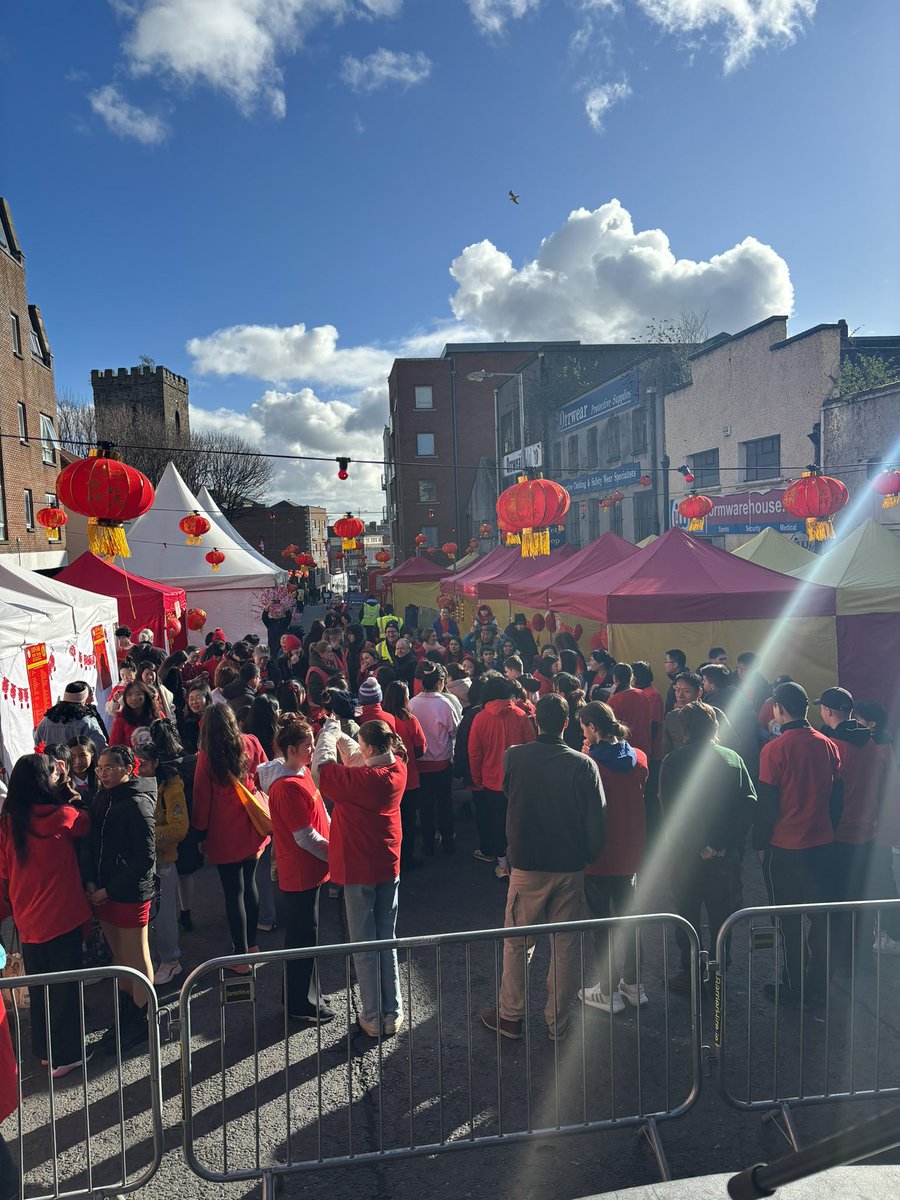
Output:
[504, 612, 538, 665]
[34, 683, 108, 752]
[358, 678, 396, 731]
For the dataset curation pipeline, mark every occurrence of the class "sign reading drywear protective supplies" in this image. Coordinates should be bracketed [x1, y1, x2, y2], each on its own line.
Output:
[557, 370, 639, 434]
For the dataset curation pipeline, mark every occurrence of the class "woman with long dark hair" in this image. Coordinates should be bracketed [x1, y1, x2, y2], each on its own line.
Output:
[249, 694, 280, 759]
[108, 681, 161, 746]
[181, 680, 212, 754]
[0, 754, 92, 1076]
[158, 650, 188, 717]
[554, 672, 588, 751]
[192, 704, 269, 965]
[382, 680, 427, 870]
[85, 745, 157, 1051]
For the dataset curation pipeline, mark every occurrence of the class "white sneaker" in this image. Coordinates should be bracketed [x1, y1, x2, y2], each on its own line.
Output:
[579, 983, 625, 1014]
[52, 1049, 93, 1079]
[618, 978, 649, 1007]
[873, 931, 900, 956]
[153, 961, 182, 986]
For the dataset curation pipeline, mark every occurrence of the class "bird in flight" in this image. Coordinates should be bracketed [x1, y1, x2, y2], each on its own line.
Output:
[508, 190, 519, 204]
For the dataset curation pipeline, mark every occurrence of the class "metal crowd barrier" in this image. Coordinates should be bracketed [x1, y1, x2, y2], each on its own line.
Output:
[178, 913, 703, 1197]
[0, 964, 164, 1200]
[712, 899, 900, 1151]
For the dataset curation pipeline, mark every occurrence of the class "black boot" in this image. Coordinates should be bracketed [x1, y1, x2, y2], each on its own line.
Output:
[100, 990, 132, 1055]
[120, 1001, 149, 1054]
[179, 909, 193, 932]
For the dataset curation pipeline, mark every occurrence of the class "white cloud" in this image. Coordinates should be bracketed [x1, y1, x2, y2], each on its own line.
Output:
[583, 78, 631, 130]
[88, 83, 169, 143]
[448, 198, 793, 341]
[636, 0, 818, 71]
[340, 48, 432, 92]
[467, 0, 541, 37]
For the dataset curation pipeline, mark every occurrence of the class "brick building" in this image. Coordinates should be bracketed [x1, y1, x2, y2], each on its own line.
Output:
[0, 198, 66, 569]
[91, 363, 191, 447]
[230, 500, 329, 575]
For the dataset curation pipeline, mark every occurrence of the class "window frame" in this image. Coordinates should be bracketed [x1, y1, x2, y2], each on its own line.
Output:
[567, 434, 579, 471]
[17, 402, 28, 444]
[609, 501, 624, 537]
[10, 312, 22, 356]
[586, 425, 599, 468]
[23, 488, 35, 531]
[631, 406, 648, 453]
[742, 435, 781, 483]
[689, 447, 720, 489]
[606, 415, 621, 462]
[40, 414, 58, 466]
[417, 478, 438, 504]
[44, 491, 61, 542]
[414, 386, 434, 410]
[416, 432, 436, 457]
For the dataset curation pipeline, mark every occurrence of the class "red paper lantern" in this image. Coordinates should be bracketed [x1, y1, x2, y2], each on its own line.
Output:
[333, 514, 365, 550]
[479, 522, 492, 538]
[295, 552, 315, 568]
[467, 537, 478, 552]
[178, 510, 211, 546]
[36, 506, 68, 532]
[871, 468, 900, 510]
[186, 608, 207, 631]
[415, 533, 428, 549]
[441, 541, 458, 561]
[56, 452, 155, 558]
[678, 492, 714, 533]
[436, 593, 455, 610]
[496, 476, 571, 557]
[205, 548, 226, 573]
[426, 546, 436, 555]
[531, 613, 545, 633]
[781, 473, 849, 541]
[497, 516, 520, 546]
[375, 549, 391, 564]
[639, 474, 653, 487]
[609, 491, 625, 504]
[545, 611, 558, 634]
[167, 616, 182, 637]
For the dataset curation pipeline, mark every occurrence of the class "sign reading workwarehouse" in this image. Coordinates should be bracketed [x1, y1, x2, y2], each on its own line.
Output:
[558, 370, 639, 433]
[671, 488, 804, 535]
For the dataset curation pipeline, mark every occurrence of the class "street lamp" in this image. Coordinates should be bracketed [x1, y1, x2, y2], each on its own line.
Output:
[466, 369, 527, 500]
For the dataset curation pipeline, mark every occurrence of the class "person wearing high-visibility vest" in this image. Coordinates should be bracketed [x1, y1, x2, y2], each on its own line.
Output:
[361, 597, 381, 643]
[375, 607, 401, 641]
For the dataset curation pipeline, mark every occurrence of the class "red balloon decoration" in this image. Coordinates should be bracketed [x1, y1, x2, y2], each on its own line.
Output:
[871, 468, 900, 510]
[781, 473, 849, 541]
[205, 548, 226, 573]
[333, 514, 365, 550]
[179, 510, 211, 546]
[56, 452, 155, 559]
[186, 608, 207, 631]
[678, 492, 714, 533]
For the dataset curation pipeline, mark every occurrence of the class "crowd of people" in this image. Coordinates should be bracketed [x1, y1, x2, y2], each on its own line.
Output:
[0, 598, 898, 1173]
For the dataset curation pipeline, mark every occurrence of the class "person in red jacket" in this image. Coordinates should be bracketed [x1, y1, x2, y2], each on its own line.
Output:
[108, 681, 161, 747]
[313, 718, 407, 1039]
[632, 661, 665, 847]
[357, 677, 397, 730]
[576, 702, 650, 1014]
[468, 673, 535, 876]
[268, 714, 333, 1024]
[607, 664, 652, 759]
[382, 680, 427, 871]
[192, 704, 269, 965]
[0, 753, 92, 1077]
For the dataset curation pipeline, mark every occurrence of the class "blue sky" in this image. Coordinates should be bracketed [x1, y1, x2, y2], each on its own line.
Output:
[4, 1, 898, 516]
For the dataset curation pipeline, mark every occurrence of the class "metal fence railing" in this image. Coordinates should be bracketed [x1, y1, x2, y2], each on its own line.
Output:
[712, 899, 900, 1151]
[179, 913, 703, 1197]
[0, 964, 164, 1200]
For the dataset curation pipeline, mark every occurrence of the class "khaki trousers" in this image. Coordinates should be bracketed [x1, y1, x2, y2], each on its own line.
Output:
[498, 868, 585, 1034]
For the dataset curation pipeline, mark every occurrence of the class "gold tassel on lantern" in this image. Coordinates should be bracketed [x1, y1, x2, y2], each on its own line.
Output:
[87, 518, 131, 559]
[807, 518, 836, 541]
[882, 494, 899, 509]
[521, 527, 550, 557]
[687, 517, 705, 532]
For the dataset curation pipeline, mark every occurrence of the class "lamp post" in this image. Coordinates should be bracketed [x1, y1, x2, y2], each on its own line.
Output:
[466, 368, 528, 507]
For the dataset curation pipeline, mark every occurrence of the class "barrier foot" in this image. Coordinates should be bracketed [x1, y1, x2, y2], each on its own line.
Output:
[763, 1102, 800, 1152]
[261, 1168, 276, 1199]
[639, 1117, 672, 1181]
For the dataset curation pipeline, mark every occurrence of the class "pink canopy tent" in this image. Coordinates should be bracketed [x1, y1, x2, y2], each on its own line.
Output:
[513, 532, 639, 609]
[446, 545, 519, 597]
[477, 544, 580, 601]
[380, 556, 450, 585]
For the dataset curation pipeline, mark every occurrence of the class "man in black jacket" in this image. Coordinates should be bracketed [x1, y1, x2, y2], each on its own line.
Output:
[482, 694, 606, 1042]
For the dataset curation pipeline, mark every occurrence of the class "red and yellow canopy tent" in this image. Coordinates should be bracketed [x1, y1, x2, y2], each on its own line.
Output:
[380, 555, 450, 622]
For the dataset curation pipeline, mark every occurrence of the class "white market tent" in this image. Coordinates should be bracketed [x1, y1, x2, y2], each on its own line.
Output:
[196, 485, 286, 580]
[0, 558, 118, 771]
[125, 463, 283, 637]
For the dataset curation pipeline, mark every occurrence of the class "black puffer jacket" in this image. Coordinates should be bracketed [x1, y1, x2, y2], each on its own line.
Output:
[87, 776, 157, 903]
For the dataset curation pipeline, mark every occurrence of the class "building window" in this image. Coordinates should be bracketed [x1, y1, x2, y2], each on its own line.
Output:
[418, 479, 438, 503]
[10, 312, 22, 355]
[606, 416, 621, 461]
[24, 489, 34, 531]
[633, 491, 657, 542]
[609, 502, 624, 537]
[420, 525, 438, 548]
[29, 313, 46, 364]
[551, 441, 561, 474]
[416, 433, 435, 457]
[414, 386, 433, 410]
[44, 492, 61, 542]
[689, 448, 720, 488]
[500, 408, 521, 456]
[631, 407, 648, 453]
[568, 435, 579, 471]
[742, 435, 781, 482]
[586, 426, 599, 468]
[40, 414, 57, 465]
[588, 499, 601, 542]
[17, 402, 27, 443]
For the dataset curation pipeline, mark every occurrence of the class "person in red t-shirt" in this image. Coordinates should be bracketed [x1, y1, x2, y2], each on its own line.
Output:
[0, 753, 92, 1076]
[755, 682, 842, 1003]
[607, 664, 653, 760]
[268, 715, 333, 1023]
[631, 660, 665, 845]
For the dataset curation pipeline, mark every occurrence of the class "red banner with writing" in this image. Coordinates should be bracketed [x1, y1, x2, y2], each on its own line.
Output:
[92, 626, 112, 691]
[25, 644, 52, 729]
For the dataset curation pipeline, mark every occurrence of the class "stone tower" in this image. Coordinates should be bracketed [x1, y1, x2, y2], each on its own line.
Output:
[90, 364, 191, 447]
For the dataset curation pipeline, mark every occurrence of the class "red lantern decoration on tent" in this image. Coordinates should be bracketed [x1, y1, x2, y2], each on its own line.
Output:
[639, 474, 653, 487]
[186, 608, 207, 631]
[436, 593, 455, 610]
[375, 549, 391, 564]
[678, 492, 714, 533]
[426, 546, 436, 555]
[544, 611, 558, 634]
[56, 451, 155, 559]
[531, 613, 545, 633]
[295, 552, 315, 568]
[467, 537, 478, 552]
[415, 533, 428, 550]
[178, 510, 211, 546]
[205, 548, 226, 573]
[871, 468, 900, 509]
[497, 516, 520, 546]
[781, 473, 849, 541]
[479, 522, 492, 538]
[496, 476, 571, 557]
[599, 497, 611, 510]
[590, 628, 609, 652]
[609, 491, 625, 505]
[333, 514, 365, 550]
[167, 616, 182, 637]
[441, 541, 458, 561]
[36, 506, 68, 535]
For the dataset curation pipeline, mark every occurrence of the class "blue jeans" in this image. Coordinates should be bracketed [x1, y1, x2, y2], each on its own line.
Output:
[343, 880, 401, 1022]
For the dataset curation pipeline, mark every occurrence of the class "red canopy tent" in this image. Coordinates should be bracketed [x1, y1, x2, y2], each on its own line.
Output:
[380, 556, 450, 585]
[57, 553, 188, 651]
[477, 544, 581, 601]
[446, 546, 519, 597]
[514, 532, 638, 609]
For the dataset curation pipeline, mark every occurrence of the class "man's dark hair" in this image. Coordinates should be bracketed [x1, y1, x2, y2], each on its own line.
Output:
[665, 648, 687, 668]
[612, 662, 634, 691]
[708, 646, 727, 659]
[700, 664, 730, 690]
[678, 701, 720, 743]
[505, 653, 523, 672]
[115, 626, 131, 638]
[535, 692, 568, 737]
[773, 681, 809, 719]
[480, 672, 512, 703]
[736, 652, 757, 667]
[239, 661, 260, 684]
[676, 671, 703, 694]
[631, 660, 653, 688]
[421, 662, 446, 692]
